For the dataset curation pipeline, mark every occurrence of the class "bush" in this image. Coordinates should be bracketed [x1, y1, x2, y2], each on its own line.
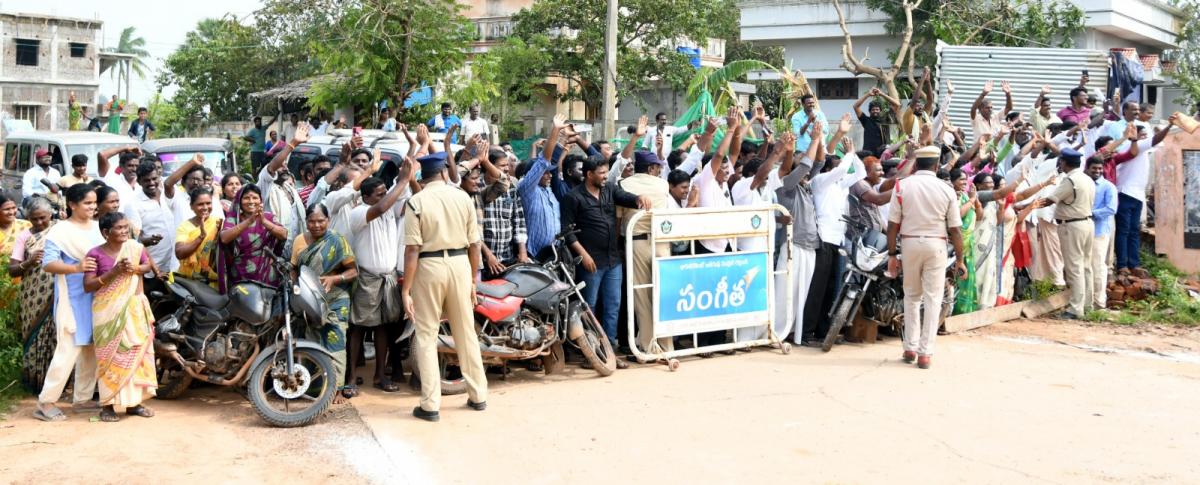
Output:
[0, 256, 24, 409]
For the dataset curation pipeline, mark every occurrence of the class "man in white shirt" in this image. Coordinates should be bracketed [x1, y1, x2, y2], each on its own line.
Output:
[96, 146, 141, 211]
[641, 112, 686, 161]
[258, 123, 310, 242]
[460, 105, 489, 142]
[802, 115, 864, 347]
[1114, 119, 1172, 272]
[348, 169, 412, 393]
[125, 159, 178, 273]
[377, 107, 397, 132]
[21, 148, 62, 204]
[283, 113, 300, 143]
[730, 135, 790, 343]
[165, 155, 223, 224]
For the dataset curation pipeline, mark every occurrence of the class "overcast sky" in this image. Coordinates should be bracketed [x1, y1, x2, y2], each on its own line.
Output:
[2, 0, 262, 104]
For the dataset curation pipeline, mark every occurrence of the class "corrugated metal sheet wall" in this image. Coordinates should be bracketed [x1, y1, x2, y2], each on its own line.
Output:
[937, 44, 1110, 143]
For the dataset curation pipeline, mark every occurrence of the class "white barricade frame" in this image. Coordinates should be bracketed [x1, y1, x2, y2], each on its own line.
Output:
[623, 205, 794, 368]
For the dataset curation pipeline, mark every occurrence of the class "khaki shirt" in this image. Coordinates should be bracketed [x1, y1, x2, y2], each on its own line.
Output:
[617, 173, 668, 235]
[1050, 168, 1095, 221]
[403, 180, 481, 251]
[888, 171, 961, 237]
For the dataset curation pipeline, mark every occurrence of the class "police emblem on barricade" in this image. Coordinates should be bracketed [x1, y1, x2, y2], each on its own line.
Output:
[750, 214, 762, 229]
[660, 220, 673, 235]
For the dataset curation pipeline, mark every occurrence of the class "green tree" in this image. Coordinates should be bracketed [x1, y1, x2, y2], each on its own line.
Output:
[444, 36, 554, 132]
[306, 0, 474, 112]
[1165, 0, 1200, 109]
[509, 0, 739, 119]
[159, 17, 303, 121]
[103, 27, 151, 94]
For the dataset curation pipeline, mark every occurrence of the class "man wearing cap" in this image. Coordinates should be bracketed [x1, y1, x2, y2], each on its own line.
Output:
[22, 148, 62, 205]
[617, 148, 672, 355]
[1044, 148, 1095, 319]
[885, 145, 966, 369]
[403, 152, 488, 422]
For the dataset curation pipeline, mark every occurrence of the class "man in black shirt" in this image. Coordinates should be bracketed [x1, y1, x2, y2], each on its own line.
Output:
[561, 156, 650, 357]
[853, 87, 901, 156]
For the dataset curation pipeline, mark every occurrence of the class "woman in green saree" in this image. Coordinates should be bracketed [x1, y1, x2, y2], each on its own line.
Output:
[290, 203, 357, 401]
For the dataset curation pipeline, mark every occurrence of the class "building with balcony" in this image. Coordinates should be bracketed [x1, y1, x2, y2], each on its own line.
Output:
[738, 0, 1188, 124]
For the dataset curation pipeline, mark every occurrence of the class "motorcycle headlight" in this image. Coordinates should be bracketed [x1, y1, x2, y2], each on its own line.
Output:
[855, 244, 888, 272]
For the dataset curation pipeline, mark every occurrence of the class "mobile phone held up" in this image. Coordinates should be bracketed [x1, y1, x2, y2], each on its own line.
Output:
[353, 126, 363, 136]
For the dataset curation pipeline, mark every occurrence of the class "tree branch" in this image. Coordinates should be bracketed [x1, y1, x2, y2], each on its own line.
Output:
[889, 0, 922, 75]
[961, 16, 1001, 45]
[833, 0, 885, 78]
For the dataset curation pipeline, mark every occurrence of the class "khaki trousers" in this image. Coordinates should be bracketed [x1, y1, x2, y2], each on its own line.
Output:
[632, 239, 674, 353]
[1058, 220, 1095, 316]
[1031, 221, 1065, 286]
[1093, 232, 1111, 309]
[412, 254, 487, 412]
[38, 320, 97, 405]
[900, 238, 947, 356]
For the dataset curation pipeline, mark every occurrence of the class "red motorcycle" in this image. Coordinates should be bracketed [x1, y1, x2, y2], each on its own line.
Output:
[431, 228, 617, 384]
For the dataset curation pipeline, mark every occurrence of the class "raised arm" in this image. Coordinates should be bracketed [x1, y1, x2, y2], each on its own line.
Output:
[1001, 81, 1014, 115]
[97, 145, 138, 178]
[1033, 85, 1051, 110]
[365, 158, 413, 223]
[164, 154, 201, 199]
[972, 80, 994, 120]
[709, 107, 741, 176]
[622, 115, 648, 162]
[826, 113, 852, 154]
[726, 111, 749, 168]
[266, 122, 310, 176]
[545, 114, 566, 162]
[852, 89, 874, 118]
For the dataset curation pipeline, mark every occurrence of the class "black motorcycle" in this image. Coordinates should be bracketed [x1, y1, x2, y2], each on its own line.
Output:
[822, 219, 957, 352]
[152, 257, 338, 427]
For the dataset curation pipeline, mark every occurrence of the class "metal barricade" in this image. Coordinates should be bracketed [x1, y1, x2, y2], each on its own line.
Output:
[623, 205, 794, 369]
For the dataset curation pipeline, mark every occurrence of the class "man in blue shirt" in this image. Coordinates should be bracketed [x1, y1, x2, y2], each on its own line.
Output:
[518, 115, 566, 260]
[790, 94, 826, 153]
[427, 102, 461, 143]
[243, 116, 267, 174]
[1087, 156, 1117, 309]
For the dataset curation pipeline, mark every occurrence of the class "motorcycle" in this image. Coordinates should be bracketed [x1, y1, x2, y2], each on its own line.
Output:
[151, 257, 338, 427]
[821, 218, 957, 352]
[431, 227, 618, 382]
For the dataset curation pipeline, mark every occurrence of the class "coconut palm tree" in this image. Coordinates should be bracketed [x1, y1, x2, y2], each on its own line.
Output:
[103, 27, 151, 100]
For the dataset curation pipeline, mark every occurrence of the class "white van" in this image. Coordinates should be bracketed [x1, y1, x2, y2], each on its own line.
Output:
[2, 130, 136, 195]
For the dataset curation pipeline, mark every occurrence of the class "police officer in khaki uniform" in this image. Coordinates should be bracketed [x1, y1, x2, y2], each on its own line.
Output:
[1044, 148, 1095, 319]
[885, 145, 966, 370]
[617, 150, 673, 356]
[402, 152, 488, 422]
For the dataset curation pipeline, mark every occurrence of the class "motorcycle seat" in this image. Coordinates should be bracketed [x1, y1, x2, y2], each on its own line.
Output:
[477, 280, 517, 299]
[174, 277, 229, 309]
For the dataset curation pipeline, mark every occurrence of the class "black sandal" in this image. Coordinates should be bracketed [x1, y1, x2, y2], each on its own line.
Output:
[374, 377, 400, 393]
[341, 385, 359, 399]
[126, 405, 154, 418]
[99, 406, 120, 422]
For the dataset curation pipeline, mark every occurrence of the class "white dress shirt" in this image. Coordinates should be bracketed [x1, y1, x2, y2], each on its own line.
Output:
[22, 166, 61, 200]
[125, 189, 179, 271]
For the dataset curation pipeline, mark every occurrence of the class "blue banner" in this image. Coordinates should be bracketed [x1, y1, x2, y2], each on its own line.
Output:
[657, 252, 769, 323]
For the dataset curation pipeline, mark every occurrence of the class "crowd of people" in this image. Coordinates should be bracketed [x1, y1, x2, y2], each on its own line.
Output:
[7, 74, 1192, 423]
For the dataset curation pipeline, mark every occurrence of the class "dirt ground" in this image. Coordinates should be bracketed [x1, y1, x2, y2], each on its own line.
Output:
[3, 319, 1199, 484]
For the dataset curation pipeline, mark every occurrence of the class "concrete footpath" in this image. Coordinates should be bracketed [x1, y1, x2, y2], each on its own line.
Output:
[3, 322, 1199, 484]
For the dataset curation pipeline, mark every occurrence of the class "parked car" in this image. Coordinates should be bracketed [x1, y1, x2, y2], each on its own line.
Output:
[140, 138, 235, 179]
[291, 129, 461, 189]
[2, 130, 136, 195]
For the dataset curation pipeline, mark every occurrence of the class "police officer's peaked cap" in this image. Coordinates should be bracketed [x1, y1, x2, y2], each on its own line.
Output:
[1059, 148, 1083, 164]
[914, 145, 941, 159]
[417, 152, 448, 174]
[633, 150, 664, 171]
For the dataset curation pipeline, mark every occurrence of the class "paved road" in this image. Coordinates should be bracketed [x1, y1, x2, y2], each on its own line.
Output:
[3, 324, 1199, 484]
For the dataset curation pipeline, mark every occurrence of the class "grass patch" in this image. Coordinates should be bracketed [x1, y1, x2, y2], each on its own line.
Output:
[1104, 251, 1200, 326]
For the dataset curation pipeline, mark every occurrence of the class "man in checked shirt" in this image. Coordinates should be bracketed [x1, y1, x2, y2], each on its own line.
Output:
[475, 140, 530, 279]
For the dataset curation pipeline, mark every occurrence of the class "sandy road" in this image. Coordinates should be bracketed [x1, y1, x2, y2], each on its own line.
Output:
[3, 320, 1199, 484]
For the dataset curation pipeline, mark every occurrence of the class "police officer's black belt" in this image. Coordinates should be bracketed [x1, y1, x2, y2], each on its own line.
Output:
[419, 248, 468, 259]
[1054, 216, 1092, 224]
[632, 234, 649, 241]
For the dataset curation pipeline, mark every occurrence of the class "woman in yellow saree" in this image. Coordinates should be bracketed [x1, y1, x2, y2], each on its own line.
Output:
[84, 211, 156, 422]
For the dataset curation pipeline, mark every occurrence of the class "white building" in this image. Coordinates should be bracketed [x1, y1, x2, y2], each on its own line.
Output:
[738, 0, 1188, 124]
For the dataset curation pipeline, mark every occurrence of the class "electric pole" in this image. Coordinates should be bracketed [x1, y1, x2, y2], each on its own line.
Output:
[601, 0, 618, 141]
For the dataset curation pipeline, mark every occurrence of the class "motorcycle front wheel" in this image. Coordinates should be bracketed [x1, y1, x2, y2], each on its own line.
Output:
[247, 346, 336, 428]
[575, 311, 616, 376]
[822, 289, 859, 352]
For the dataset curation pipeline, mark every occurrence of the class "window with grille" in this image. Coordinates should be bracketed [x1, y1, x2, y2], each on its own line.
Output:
[69, 42, 87, 57]
[14, 105, 39, 129]
[818, 79, 858, 100]
[15, 39, 39, 66]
